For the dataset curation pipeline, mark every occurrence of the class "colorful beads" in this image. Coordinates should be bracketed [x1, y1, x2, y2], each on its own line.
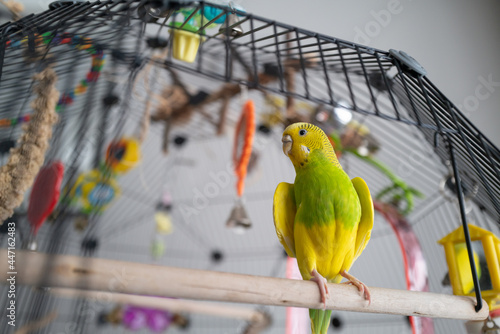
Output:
[1, 32, 106, 127]
[58, 93, 74, 106]
[75, 80, 88, 94]
[0, 115, 30, 127]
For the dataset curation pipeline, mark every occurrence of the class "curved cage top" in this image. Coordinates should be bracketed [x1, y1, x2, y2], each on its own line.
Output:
[0, 0, 498, 225]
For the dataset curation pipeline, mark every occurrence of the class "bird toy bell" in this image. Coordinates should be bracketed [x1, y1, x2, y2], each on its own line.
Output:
[219, 13, 244, 37]
[226, 198, 251, 234]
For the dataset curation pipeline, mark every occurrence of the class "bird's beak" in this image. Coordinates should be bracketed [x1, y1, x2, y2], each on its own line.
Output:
[282, 135, 292, 156]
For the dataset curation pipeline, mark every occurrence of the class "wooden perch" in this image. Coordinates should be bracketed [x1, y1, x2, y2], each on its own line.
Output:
[0, 250, 488, 321]
[48, 287, 267, 324]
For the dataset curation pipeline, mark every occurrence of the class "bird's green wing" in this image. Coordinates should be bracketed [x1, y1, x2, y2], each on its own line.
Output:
[273, 182, 297, 257]
[351, 177, 374, 261]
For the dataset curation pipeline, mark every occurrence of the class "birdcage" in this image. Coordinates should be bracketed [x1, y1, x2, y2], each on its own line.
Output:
[0, 1, 499, 333]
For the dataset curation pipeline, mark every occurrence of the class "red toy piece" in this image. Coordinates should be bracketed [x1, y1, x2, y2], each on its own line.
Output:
[27, 161, 64, 234]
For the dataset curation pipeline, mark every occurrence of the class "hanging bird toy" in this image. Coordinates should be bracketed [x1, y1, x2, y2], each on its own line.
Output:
[226, 99, 255, 232]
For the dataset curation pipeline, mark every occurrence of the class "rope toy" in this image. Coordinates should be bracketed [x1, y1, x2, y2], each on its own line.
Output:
[0, 67, 60, 222]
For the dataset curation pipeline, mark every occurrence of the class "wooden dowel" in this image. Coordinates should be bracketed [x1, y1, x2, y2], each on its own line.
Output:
[48, 287, 266, 323]
[0, 250, 488, 321]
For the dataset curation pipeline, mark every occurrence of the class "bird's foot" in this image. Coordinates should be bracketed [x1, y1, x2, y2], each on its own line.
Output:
[341, 270, 371, 305]
[310, 268, 329, 309]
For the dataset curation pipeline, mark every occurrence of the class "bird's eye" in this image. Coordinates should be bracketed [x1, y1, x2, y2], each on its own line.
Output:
[299, 129, 307, 136]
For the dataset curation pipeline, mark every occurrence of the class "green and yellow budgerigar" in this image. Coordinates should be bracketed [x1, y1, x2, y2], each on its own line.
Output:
[273, 122, 374, 334]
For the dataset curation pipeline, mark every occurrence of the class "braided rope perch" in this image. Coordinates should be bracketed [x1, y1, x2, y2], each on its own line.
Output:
[0, 67, 60, 223]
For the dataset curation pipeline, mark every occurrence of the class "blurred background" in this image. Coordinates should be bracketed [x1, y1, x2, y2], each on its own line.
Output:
[0, 1, 499, 334]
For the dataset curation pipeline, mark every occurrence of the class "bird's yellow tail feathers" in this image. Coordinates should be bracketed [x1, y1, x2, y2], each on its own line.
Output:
[309, 309, 332, 334]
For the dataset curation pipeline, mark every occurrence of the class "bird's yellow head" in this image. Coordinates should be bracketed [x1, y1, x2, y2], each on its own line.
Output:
[282, 122, 340, 169]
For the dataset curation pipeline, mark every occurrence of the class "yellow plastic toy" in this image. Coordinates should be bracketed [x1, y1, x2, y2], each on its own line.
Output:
[438, 224, 500, 311]
[105, 137, 141, 173]
[169, 22, 206, 63]
[454, 242, 481, 294]
[70, 169, 121, 213]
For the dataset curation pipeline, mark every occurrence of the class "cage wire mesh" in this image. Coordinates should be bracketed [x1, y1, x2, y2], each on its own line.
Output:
[0, 0, 499, 333]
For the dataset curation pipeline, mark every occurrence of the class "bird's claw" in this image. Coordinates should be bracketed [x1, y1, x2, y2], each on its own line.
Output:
[310, 269, 329, 309]
[341, 270, 371, 305]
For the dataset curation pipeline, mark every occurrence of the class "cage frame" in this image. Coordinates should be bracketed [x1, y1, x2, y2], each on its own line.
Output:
[0, 0, 499, 328]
